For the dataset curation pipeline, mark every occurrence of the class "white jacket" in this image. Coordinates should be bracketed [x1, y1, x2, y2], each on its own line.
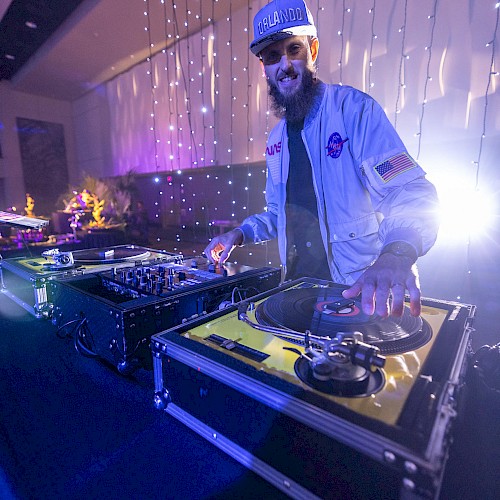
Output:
[239, 82, 439, 284]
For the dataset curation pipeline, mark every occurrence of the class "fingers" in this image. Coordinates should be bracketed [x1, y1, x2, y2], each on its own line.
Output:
[361, 281, 377, 316]
[342, 273, 421, 318]
[204, 230, 242, 264]
[204, 240, 226, 264]
[218, 246, 231, 264]
[203, 241, 219, 263]
[342, 283, 362, 299]
[389, 283, 406, 317]
[407, 281, 422, 317]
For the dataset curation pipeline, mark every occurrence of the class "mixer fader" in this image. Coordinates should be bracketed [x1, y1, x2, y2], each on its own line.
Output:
[52, 256, 281, 373]
[101, 257, 257, 298]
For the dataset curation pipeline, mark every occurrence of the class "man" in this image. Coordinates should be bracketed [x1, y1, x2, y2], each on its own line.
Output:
[204, 0, 439, 318]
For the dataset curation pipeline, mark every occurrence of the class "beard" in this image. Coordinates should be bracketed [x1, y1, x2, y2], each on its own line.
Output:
[268, 66, 319, 123]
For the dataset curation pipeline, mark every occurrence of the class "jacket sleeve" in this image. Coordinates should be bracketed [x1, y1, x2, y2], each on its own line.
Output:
[238, 166, 279, 244]
[343, 89, 440, 256]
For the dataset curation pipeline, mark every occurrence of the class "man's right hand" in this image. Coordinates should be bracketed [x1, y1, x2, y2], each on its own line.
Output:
[203, 229, 244, 264]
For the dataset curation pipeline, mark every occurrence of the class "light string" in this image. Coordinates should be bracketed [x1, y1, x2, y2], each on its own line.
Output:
[314, 1, 323, 75]
[455, 2, 500, 301]
[160, 2, 181, 246]
[474, 2, 500, 184]
[170, 3, 182, 167]
[211, 0, 217, 164]
[228, 2, 236, 220]
[394, 0, 409, 129]
[367, 0, 377, 93]
[197, 3, 211, 247]
[144, 0, 163, 240]
[462, 2, 500, 298]
[244, 0, 251, 220]
[207, 0, 220, 240]
[416, 0, 439, 160]
[199, 2, 206, 167]
[161, 1, 175, 170]
[185, 1, 194, 167]
[338, 0, 347, 84]
[169, 1, 190, 248]
[170, 0, 198, 167]
[145, 0, 159, 172]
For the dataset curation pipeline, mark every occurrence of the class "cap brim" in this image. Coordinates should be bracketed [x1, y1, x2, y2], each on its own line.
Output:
[250, 25, 317, 56]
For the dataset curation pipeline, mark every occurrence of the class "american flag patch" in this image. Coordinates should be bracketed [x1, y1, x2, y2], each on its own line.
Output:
[374, 153, 416, 182]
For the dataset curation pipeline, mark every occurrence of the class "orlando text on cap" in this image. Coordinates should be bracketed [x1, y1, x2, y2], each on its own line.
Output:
[250, 0, 317, 56]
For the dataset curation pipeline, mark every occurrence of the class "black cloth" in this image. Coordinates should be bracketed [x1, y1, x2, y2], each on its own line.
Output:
[0, 294, 287, 500]
[285, 119, 330, 281]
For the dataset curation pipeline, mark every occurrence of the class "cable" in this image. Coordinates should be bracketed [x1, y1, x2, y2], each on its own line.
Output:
[73, 318, 99, 358]
[473, 342, 500, 395]
[55, 317, 84, 339]
[55, 315, 99, 357]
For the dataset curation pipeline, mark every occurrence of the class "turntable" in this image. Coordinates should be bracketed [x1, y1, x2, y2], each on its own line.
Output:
[151, 278, 475, 499]
[0, 245, 180, 317]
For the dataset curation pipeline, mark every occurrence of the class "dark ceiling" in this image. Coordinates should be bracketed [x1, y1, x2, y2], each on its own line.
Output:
[0, 0, 85, 81]
[0, 0, 248, 101]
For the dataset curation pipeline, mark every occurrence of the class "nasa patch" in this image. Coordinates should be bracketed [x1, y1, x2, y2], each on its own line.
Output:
[326, 132, 349, 159]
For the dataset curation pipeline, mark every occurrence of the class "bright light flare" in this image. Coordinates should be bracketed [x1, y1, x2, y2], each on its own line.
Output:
[437, 181, 497, 238]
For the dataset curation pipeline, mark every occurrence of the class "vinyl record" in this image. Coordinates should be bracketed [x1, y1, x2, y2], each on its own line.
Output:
[72, 246, 151, 264]
[255, 286, 432, 354]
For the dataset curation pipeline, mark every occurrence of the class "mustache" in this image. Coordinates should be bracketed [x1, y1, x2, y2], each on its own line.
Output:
[278, 68, 297, 78]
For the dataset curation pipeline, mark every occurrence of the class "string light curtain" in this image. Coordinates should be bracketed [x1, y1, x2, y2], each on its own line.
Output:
[104, 0, 499, 277]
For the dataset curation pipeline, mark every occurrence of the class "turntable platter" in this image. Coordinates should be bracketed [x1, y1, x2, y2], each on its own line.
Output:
[72, 246, 151, 264]
[294, 356, 385, 397]
[255, 286, 432, 354]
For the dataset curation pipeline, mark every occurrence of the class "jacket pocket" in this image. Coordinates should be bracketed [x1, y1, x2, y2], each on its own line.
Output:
[329, 214, 380, 273]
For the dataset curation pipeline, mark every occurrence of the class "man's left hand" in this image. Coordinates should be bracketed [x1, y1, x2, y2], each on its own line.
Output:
[342, 253, 421, 318]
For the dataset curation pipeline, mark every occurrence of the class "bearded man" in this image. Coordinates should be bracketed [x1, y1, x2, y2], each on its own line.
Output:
[204, 0, 439, 318]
